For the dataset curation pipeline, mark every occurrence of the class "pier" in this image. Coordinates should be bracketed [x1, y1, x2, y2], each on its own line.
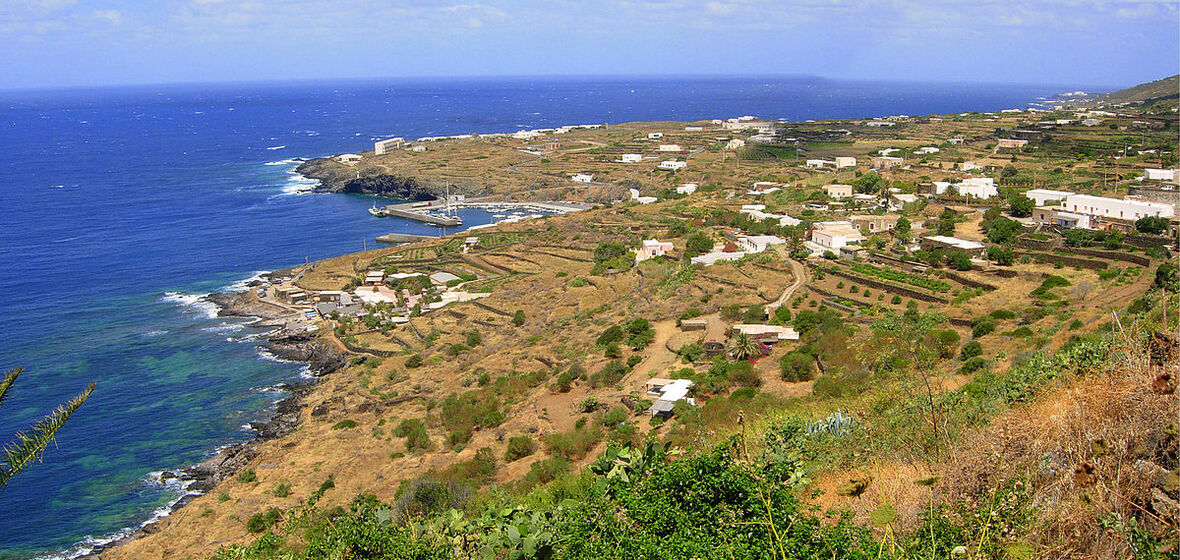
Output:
[370, 200, 462, 226]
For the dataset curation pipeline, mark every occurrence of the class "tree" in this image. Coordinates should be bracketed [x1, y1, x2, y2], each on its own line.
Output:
[894, 216, 911, 240]
[925, 329, 961, 360]
[1, 368, 94, 489]
[1001, 164, 1018, 178]
[727, 332, 763, 361]
[1156, 262, 1178, 291]
[684, 232, 713, 258]
[947, 251, 972, 271]
[853, 171, 885, 195]
[511, 310, 526, 327]
[986, 245, 1015, 266]
[1136, 216, 1169, 235]
[593, 241, 629, 264]
[1008, 196, 1034, 218]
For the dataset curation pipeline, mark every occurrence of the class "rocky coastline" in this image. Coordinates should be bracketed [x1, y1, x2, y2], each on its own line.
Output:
[295, 157, 481, 199]
[79, 287, 347, 560]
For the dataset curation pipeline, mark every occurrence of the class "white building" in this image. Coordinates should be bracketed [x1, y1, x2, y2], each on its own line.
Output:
[810, 221, 865, 250]
[732, 324, 799, 342]
[684, 126, 703, 131]
[1144, 168, 1177, 181]
[620, 153, 643, 163]
[961, 162, 982, 171]
[725, 138, 746, 150]
[824, 184, 854, 199]
[658, 160, 687, 171]
[637, 239, 674, 262]
[676, 183, 698, 195]
[647, 378, 695, 417]
[834, 156, 857, 168]
[1025, 189, 1075, 206]
[922, 235, 986, 255]
[1062, 194, 1174, 221]
[336, 153, 363, 165]
[997, 138, 1029, 149]
[865, 120, 896, 127]
[690, 251, 747, 266]
[658, 144, 682, 152]
[916, 146, 940, 154]
[570, 173, 594, 183]
[953, 177, 999, 199]
[1081, 118, 1102, 126]
[373, 138, 404, 154]
[736, 235, 786, 254]
[629, 188, 658, 205]
[806, 159, 827, 168]
[648, 132, 664, 139]
[513, 130, 542, 140]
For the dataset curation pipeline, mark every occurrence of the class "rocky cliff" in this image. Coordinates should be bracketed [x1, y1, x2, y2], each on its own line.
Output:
[295, 158, 482, 200]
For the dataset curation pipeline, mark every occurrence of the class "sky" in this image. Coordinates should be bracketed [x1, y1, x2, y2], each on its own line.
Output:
[0, 0, 1177, 90]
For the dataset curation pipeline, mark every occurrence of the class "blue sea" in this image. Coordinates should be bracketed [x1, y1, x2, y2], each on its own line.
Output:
[0, 76, 1089, 558]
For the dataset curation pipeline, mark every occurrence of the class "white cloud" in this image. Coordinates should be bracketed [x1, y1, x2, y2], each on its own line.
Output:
[706, 1, 734, 15]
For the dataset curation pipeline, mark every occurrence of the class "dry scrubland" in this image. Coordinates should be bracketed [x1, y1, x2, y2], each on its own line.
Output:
[105, 96, 1179, 559]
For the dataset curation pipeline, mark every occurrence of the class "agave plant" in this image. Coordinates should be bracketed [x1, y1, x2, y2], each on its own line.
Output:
[805, 409, 855, 437]
[727, 331, 764, 361]
[1, 367, 95, 490]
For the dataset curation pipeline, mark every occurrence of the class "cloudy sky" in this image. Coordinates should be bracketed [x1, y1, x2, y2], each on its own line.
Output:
[1, 0, 1177, 90]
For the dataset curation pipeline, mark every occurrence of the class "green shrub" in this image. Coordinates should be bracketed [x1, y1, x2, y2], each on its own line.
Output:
[395, 418, 431, 451]
[578, 396, 600, 413]
[596, 325, 624, 346]
[590, 361, 629, 387]
[405, 354, 423, 368]
[504, 435, 538, 462]
[960, 356, 989, 374]
[971, 318, 996, 338]
[245, 508, 282, 533]
[569, 276, 590, 287]
[960, 340, 983, 360]
[331, 419, 359, 430]
[677, 343, 704, 363]
[465, 330, 482, 347]
[729, 361, 762, 388]
[512, 310, 526, 327]
[990, 309, 1015, 320]
[272, 482, 291, 498]
[779, 352, 815, 382]
[237, 469, 257, 484]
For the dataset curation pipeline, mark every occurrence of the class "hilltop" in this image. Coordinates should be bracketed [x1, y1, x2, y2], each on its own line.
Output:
[1101, 74, 1179, 105]
[94, 92, 1178, 560]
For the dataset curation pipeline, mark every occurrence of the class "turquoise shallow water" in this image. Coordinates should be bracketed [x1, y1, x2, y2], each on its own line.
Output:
[0, 76, 1081, 558]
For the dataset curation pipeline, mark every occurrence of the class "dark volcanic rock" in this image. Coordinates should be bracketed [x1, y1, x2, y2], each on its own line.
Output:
[295, 157, 480, 199]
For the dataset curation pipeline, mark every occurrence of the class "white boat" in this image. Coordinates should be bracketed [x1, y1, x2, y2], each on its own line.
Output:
[369, 203, 383, 217]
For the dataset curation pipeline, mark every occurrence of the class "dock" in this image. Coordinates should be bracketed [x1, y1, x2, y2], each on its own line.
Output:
[376, 232, 437, 244]
[370, 200, 462, 226]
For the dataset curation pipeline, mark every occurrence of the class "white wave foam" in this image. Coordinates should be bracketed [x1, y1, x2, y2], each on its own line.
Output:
[202, 323, 245, 334]
[161, 292, 218, 319]
[280, 171, 319, 195]
[264, 158, 298, 166]
[266, 145, 286, 150]
[223, 270, 271, 292]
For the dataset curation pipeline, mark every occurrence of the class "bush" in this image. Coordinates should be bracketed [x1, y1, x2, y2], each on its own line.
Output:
[626, 355, 643, 368]
[511, 310, 526, 327]
[729, 361, 762, 388]
[578, 397, 600, 413]
[960, 340, 983, 360]
[1156, 262, 1178, 291]
[625, 318, 656, 349]
[926, 329, 961, 360]
[772, 306, 792, 325]
[405, 354, 423, 368]
[779, 352, 815, 381]
[959, 356, 989, 374]
[237, 469, 257, 484]
[1136, 215, 1169, 235]
[596, 325, 624, 346]
[569, 276, 590, 288]
[946, 251, 972, 271]
[465, 330, 482, 347]
[590, 361, 629, 387]
[395, 419, 431, 451]
[684, 232, 713, 257]
[272, 482, 291, 498]
[331, 419, 359, 430]
[990, 309, 1016, 320]
[246, 508, 282, 533]
[971, 318, 996, 338]
[504, 435, 538, 462]
[677, 343, 704, 363]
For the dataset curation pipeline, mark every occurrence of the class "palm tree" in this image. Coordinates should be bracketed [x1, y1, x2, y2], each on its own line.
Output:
[727, 332, 763, 361]
[1, 367, 94, 491]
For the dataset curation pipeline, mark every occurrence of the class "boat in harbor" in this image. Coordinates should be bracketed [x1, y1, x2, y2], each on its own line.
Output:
[369, 203, 383, 217]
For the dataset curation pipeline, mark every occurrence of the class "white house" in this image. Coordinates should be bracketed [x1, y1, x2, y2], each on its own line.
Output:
[806, 159, 827, 168]
[676, 183, 698, 195]
[824, 184, 854, 199]
[732, 324, 799, 343]
[873, 156, 904, 169]
[373, 138, 404, 155]
[648, 132, 664, 139]
[835, 156, 857, 168]
[570, 173, 594, 183]
[997, 139, 1029, 149]
[1144, 168, 1177, 181]
[865, 120, 896, 127]
[658, 144, 682, 152]
[684, 126, 703, 131]
[1025, 189, 1075, 206]
[922, 235, 986, 255]
[637, 239, 674, 262]
[1081, 118, 1102, 126]
[620, 153, 643, 163]
[410, 145, 427, 152]
[647, 378, 695, 417]
[737, 235, 786, 253]
[629, 188, 658, 205]
[953, 177, 999, 199]
[1062, 194, 1174, 221]
[916, 146, 940, 154]
[690, 251, 747, 266]
[810, 221, 865, 250]
[961, 162, 982, 171]
[725, 138, 746, 150]
[513, 130, 542, 140]
[336, 153, 363, 165]
[658, 160, 687, 171]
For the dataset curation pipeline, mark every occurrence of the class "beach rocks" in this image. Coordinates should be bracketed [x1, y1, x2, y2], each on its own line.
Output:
[295, 157, 478, 199]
